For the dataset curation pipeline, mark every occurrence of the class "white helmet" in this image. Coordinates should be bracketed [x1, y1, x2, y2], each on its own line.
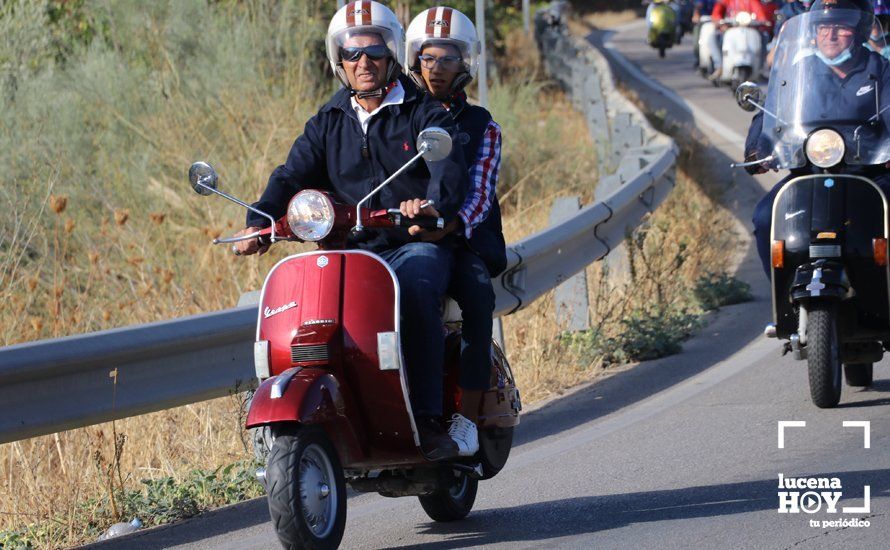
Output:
[405, 7, 480, 93]
[326, 1, 405, 91]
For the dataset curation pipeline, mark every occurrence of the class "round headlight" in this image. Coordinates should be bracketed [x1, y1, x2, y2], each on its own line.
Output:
[286, 190, 334, 241]
[735, 11, 752, 26]
[805, 129, 845, 168]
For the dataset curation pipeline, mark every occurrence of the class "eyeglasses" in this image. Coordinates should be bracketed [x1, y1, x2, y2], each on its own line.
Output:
[339, 45, 389, 62]
[418, 54, 463, 71]
[816, 24, 855, 37]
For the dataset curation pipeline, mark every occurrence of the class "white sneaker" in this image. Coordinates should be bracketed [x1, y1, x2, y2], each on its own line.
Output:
[448, 413, 479, 457]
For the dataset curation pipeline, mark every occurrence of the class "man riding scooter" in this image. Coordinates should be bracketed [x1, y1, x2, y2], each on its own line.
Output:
[405, 6, 507, 458]
[745, 0, 890, 279]
[708, 0, 771, 80]
[232, 0, 472, 460]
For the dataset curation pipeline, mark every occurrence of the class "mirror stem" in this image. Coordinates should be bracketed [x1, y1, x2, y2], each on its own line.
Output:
[354, 142, 431, 232]
[195, 181, 277, 242]
[746, 98, 785, 125]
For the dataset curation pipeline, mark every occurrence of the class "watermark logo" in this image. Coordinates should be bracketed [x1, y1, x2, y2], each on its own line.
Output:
[776, 421, 871, 528]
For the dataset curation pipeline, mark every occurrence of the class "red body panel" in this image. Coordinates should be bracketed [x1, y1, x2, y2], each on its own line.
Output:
[253, 251, 423, 468]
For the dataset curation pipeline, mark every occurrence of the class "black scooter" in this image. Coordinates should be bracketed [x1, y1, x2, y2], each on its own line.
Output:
[735, 82, 888, 408]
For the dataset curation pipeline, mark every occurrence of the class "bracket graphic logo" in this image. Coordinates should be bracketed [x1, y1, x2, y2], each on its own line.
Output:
[776, 421, 871, 527]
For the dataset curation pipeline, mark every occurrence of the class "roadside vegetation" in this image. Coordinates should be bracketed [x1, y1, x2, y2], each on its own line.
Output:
[0, 1, 745, 547]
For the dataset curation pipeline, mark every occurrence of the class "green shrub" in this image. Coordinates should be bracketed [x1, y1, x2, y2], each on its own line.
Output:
[693, 271, 752, 311]
[564, 307, 703, 365]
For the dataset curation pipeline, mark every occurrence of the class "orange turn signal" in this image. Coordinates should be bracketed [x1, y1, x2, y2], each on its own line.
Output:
[816, 232, 837, 240]
[772, 240, 785, 269]
[874, 238, 888, 266]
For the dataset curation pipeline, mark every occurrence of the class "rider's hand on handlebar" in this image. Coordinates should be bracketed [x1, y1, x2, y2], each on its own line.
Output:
[399, 198, 448, 242]
[232, 226, 270, 256]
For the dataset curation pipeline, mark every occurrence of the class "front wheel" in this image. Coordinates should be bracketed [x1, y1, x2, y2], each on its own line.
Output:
[418, 471, 478, 522]
[807, 303, 843, 408]
[266, 426, 346, 550]
[844, 363, 874, 387]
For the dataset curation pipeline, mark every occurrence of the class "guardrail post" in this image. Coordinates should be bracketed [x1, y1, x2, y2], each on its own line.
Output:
[549, 196, 590, 332]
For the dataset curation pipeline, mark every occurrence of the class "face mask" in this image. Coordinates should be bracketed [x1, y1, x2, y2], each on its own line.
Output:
[816, 46, 853, 66]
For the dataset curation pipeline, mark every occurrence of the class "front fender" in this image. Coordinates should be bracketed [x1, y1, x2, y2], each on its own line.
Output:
[791, 261, 850, 301]
[246, 368, 365, 466]
[247, 368, 343, 426]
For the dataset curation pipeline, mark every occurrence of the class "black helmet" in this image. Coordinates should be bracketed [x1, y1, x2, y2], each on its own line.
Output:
[810, 0, 875, 41]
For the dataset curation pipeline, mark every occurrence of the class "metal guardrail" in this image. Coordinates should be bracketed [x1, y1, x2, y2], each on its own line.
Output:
[0, 2, 677, 445]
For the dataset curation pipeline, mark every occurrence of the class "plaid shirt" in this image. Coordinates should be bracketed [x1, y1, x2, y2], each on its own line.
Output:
[457, 119, 502, 238]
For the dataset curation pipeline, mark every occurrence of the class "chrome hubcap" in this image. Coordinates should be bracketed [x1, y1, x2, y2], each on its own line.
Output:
[299, 444, 337, 538]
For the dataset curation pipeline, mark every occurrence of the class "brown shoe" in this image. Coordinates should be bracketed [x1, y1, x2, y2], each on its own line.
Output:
[416, 416, 459, 461]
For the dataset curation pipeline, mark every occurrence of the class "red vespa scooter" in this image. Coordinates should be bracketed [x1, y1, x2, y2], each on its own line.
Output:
[188, 127, 521, 550]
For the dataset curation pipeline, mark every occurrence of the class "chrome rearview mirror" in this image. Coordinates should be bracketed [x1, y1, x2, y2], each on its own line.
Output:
[189, 161, 218, 195]
[416, 127, 452, 162]
[735, 82, 763, 112]
[187, 160, 278, 243]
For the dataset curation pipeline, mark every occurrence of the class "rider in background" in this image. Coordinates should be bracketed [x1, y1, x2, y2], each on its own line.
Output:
[692, 0, 717, 66]
[745, 0, 890, 278]
[405, 6, 507, 457]
[866, 0, 890, 58]
[775, 0, 812, 35]
[708, 0, 771, 79]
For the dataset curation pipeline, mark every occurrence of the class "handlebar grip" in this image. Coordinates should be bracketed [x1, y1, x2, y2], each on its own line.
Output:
[395, 214, 445, 231]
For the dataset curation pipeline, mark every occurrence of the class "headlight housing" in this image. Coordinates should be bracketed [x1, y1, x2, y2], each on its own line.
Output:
[805, 129, 845, 169]
[735, 11, 752, 26]
[287, 190, 335, 241]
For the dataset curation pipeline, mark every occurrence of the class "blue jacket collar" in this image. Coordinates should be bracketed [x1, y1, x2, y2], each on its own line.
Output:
[322, 74, 420, 114]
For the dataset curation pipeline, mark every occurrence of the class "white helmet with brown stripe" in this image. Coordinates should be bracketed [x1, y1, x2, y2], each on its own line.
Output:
[326, 1, 405, 91]
[405, 6, 480, 93]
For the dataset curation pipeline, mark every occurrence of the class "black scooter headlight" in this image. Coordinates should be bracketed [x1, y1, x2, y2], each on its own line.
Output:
[805, 129, 845, 169]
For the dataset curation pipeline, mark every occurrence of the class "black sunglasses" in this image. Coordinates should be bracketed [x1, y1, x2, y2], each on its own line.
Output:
[339, 45, 390, 62]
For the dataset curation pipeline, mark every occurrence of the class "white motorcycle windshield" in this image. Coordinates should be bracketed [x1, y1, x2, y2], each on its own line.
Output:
[756, 10, 890, 169]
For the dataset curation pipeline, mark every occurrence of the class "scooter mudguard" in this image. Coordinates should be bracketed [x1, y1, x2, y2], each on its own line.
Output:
[790, 260, 850, 302]
[247, 368, 364, 464]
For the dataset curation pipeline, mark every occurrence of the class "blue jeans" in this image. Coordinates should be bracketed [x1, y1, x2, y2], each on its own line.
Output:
[752, 172, 890, 279]
[379, 242, 454, 418]
[449, 248, 496, 391]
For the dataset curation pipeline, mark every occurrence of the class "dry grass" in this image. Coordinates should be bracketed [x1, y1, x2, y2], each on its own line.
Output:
[0, 5, 737, 548]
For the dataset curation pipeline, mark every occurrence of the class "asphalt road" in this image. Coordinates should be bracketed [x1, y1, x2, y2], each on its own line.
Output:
[92, 19, 890, 550]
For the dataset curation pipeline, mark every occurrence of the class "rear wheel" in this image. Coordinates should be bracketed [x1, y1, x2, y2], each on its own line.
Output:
[418, 471, 478, 522]
[266, 426, 346, 549]
[807, 303, 843, 408]
[659, 46, 666, 58]
[844, 363, 874, 387]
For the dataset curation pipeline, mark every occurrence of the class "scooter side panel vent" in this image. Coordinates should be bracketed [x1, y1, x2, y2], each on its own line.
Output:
[810, 244, 841, 258]
[291, 344, 329, 364]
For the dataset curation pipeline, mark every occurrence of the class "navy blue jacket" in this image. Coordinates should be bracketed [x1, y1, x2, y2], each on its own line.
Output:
[248, 75, 469, 253]
[448, 95, 508, 277]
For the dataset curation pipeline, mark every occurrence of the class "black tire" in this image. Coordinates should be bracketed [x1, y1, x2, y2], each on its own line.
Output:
[807, 303, 843, 408]
[478, 426, 514, 480]
[844, 363, 874, 387]
[418, 472, 478, 522]
[266, 426, 346, 550]
[732, 67, 752, 92]
[659, 46, 666, 58]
